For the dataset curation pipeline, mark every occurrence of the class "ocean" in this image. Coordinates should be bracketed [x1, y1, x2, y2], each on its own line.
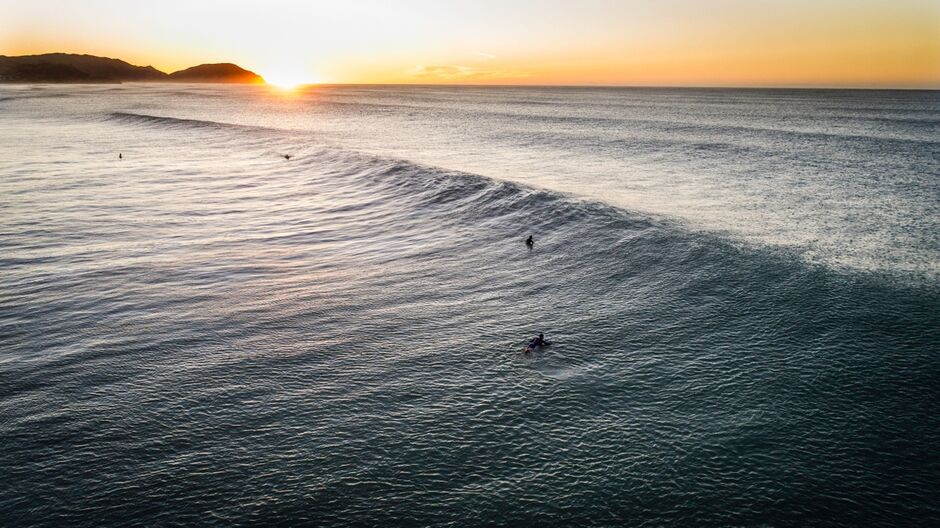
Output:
[1, 84, 938, 527]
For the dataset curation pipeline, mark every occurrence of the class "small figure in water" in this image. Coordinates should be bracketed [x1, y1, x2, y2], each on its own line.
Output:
[118, 153, 122, 159]
[283, 154, 292, 160]
[525, 235, 534, 249]
[524, 333, 551, 354]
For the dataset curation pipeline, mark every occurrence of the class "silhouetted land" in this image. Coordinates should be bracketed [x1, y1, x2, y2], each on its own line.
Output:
[0, 53, 264, 84]
[167, 63, 263, 83]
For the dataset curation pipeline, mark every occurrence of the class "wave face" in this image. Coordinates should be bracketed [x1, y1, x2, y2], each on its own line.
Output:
[1, 85, 939, 527]
[85, 84, 940, 280]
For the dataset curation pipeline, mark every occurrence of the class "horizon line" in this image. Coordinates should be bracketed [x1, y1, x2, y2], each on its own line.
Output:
[65, 80, 938, 91]
[3, 53, 938, 91]
[293, 82, 940, 91]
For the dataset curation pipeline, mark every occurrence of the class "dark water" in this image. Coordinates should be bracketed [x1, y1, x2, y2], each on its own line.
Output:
[1, 85, 938, 527]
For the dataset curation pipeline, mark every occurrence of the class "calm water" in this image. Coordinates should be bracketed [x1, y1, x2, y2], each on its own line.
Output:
[1, 84, 938, 527]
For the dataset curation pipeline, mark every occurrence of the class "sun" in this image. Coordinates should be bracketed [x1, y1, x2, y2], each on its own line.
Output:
[262, 67, 319, 89]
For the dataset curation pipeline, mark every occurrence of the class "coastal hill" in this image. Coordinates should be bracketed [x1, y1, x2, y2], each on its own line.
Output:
[167, 63, 263, 84]
[0, 53, 166, 83]
[0, 53, 265, 84]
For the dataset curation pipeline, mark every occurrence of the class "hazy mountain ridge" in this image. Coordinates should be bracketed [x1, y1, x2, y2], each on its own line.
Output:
[0, 53, 264, 84]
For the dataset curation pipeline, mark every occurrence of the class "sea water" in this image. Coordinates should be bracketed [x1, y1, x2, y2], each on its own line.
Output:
[1, 84, 938, 526]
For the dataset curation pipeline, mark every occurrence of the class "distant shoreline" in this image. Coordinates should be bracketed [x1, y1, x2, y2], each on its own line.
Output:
[0, 53, 264, 84]
[2, 81, 935, 92]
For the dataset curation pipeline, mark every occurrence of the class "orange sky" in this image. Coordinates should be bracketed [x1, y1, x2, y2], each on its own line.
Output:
[2, 0, 939, 87]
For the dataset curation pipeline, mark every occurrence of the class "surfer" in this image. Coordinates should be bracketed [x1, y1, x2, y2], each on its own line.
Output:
[118, 153, 122, 159]
[283, 154, 292, 160]
[523, 333, 551, 353]
[525, 235, 534, 249]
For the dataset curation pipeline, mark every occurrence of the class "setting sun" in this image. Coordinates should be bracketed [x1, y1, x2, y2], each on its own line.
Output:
[261, 65, 318, 89]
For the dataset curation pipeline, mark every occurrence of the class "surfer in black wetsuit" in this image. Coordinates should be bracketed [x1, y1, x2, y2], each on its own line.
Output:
[525, 235, 534, 249]
[118, 153, 122, 159]
[283, 154, 292, 160]
[524, 333, 551, 353]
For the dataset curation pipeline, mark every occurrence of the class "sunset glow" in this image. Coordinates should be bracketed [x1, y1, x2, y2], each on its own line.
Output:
[2, 0, 939, 87]
[262, 68, 318, 89]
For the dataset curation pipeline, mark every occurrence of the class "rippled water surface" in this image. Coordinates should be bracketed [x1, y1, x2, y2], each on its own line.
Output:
[1, 84, 939, 527]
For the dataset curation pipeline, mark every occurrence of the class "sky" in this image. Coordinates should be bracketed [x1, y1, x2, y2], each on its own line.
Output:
[2, 0, 939, 87]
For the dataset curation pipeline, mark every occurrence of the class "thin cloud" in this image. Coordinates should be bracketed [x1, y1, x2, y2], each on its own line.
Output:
[472, 51, 496, 60]
[413, 64, 528, 81]
[414, 65, 478, 79]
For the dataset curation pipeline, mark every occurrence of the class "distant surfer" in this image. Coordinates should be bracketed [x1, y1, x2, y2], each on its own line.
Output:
[523, 333, 551, 354]
[283, 154, 292, 160]
[525, 235, 534, 249]
[118, 153, 122, 159]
